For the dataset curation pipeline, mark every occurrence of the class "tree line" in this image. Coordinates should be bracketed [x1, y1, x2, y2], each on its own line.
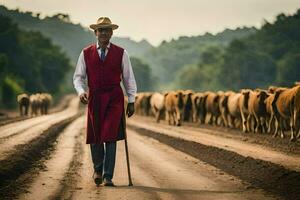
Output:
[1, 5, 298, 105]
[141, 27, 256, 89]
[176, 9, 300, 91]
[0, 15, 72, 108]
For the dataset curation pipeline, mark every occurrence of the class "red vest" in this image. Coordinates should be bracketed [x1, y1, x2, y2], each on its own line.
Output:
[83, 43, 125, 144]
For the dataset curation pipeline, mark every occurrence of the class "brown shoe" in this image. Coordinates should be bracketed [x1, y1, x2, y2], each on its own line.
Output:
[103, 177, 114, 186]
[93, 171, 102, 186]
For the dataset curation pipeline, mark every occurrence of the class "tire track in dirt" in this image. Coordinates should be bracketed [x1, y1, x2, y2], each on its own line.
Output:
[0, 114, 80, 199]
[17, 116, 86, 200]
[52, 123, 86, 199]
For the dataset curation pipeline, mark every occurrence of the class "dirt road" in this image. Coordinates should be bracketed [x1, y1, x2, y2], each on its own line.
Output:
[16, 121, 277, 200]
[1, 108, 298, 199]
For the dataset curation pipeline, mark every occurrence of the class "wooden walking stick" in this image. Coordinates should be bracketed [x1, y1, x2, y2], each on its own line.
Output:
[123, 113, 133, 186]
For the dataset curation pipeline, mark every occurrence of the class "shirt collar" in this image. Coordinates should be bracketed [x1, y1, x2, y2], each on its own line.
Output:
[97, 42, 111, 49]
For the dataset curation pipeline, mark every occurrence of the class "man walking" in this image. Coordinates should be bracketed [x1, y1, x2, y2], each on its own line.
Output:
[73, 17, 137, 186]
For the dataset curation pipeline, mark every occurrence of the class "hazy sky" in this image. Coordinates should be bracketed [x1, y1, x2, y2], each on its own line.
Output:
[2, 0, 300, 45]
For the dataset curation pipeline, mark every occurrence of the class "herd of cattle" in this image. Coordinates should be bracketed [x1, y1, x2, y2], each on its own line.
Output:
[17, 93, 52, 116]
[135, 82, 300, 142]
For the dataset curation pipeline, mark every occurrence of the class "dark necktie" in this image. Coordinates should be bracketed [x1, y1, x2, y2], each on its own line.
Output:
[100, 48, 106, 61]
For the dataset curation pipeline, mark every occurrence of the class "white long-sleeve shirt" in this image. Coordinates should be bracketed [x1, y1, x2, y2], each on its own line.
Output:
[73, 42, 137, 103]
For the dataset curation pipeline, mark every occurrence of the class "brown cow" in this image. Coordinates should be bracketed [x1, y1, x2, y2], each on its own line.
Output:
[272, 85, 300, 141]
[205, 91, 221, 125]
[218, 91, 235, 127]
[180, 90, 194, 122]
[264, 93, 277, 135]
[267, 86, 291, 135]
[191, 92, 207, 124]
[268, 86, 288, 94]
[17, 93, 30, 116]
[227, 92, 242, 128]
[141, 92, 153, 116]
[165, 91, 184, 126]
[248, 89, 269, 133]
[135, 92, 152, 116]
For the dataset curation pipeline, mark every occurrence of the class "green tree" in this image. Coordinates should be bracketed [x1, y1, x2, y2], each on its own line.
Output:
[0, 54, 8, 105]
[220, 40, 276, 90]
[219, 9, 300, 89]
[0, 15, 72, 108]
[1, 76, 23, 108]
[130, 57, 154, 92]
[17, 31, 72, 93]
[277, 53, 300, 86]
[175, 46, 224, 91]
[0, 54, 8, 79]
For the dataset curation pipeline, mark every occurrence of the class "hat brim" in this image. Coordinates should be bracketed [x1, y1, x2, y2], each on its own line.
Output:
[90, 24, 119, 30]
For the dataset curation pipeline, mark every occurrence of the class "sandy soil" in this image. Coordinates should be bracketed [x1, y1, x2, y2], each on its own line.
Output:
[15, 125, 278, 200]
[1, 106, 299, 199]
[18, 116, 86, 200]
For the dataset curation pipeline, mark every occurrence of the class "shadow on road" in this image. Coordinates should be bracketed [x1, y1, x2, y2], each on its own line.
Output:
[112, 185, 243, 195]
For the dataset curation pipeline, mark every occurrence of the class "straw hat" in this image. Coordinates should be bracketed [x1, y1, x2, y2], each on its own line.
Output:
[90, 17, 119, 30]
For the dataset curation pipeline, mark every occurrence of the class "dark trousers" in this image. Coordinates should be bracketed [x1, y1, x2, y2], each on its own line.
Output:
[90, 142, 117, 179]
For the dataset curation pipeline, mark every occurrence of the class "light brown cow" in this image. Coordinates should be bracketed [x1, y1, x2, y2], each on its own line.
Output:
[238, 89, 251, 133]
[40, 93, 52, 115]
[273, 85, 300, 141]
[227, 92, 242, 128]
[17, 93, 30, 116]
[150, 92, 165, 123]
[248, 89, 269, 133]
[165, 91, 184, 126]
[30, 93, 42, 116]
[205, 91, 221, 125]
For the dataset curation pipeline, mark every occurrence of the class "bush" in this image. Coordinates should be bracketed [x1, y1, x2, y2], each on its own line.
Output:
[1, 76, 23, 108]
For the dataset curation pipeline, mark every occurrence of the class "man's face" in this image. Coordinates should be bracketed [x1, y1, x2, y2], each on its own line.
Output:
[95, 28, 113, 44]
